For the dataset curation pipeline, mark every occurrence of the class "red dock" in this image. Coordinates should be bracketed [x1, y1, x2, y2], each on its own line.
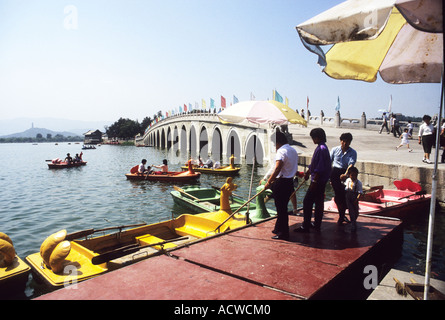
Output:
[35, 213, 402, 300]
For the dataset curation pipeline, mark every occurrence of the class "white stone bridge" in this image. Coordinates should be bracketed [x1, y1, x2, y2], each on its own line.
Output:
[135, 112, 279, 165]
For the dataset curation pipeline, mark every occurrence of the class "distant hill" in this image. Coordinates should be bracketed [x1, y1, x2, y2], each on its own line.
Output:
[0, 127, 80, 139]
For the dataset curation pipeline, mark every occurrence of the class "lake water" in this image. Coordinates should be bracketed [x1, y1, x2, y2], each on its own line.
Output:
[1, 142, 444, 299]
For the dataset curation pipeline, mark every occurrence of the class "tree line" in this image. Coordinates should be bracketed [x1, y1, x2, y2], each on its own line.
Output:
[0, 134, 83, 143]
[104, 112, 162, 140]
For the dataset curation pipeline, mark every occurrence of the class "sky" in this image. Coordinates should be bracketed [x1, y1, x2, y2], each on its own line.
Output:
[0, 0, 442, 125]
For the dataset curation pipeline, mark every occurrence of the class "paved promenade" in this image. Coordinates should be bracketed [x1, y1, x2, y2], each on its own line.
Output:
[290, 124, 444, 168]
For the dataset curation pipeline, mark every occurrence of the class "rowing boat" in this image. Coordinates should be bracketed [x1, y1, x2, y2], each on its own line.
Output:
[47, 161, 87, 169]
[180, 165, 240, 175]
[323, 182, 431, 219]
[1, 233, 31, 299]
[171, 185, 276, 223]
[25, 210, 246, 288]
[125, 171, 200, 182]
[180, 155, 240, 176]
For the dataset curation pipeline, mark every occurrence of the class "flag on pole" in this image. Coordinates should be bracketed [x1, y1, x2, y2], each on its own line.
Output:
[189, 103, 192, 111]
[184, 104, 187, 112]
[250, 92, 255, 100]
[335, 96, 340, 112]
[195, 101, 199, 110]
[388, 95, 392, 113]
[273, 90, 283, 103]
[221, 95, 226, 109]
[179, 105, 183, 113]
[233, 95, 239, 104]
[202, 99, 206, 110]
[210, 98, 215, 109]
[285, 97, 289, 106]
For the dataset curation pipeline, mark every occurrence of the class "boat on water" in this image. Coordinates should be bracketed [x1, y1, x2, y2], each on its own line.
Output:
[171, 184, 276, 222]
[25, 181, 249, 288]
[323, 180, 431, 219]
[125, 171, 200, 182]
[0, 233, 31, 299]
[180, 155, 240, 176]
[47, 161, 87, 169]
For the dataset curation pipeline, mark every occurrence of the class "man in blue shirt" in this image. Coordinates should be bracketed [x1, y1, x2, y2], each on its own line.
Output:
[330, 133, 357, 225]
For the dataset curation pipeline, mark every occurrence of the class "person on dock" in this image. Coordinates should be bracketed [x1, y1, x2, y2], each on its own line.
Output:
[344, 167, 362, 232]
[391, 114, 401, 138]
[263, 130, 298, 240]
[152, 159, 168, 173]
[379, 112, 390, 134]
[406, 120, 414, 138]
[330, 133, 357, 226]
[295, 128, 331, 233]
[418, 115, 434, 164]
[396, 128, 413, 152]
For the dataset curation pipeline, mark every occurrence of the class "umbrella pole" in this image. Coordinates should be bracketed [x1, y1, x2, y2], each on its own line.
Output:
[424, 70, 444, 300]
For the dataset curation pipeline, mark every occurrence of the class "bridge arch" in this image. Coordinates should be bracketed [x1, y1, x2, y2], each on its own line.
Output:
[245, 131, 265, 165]
[226, 128, 242, 164]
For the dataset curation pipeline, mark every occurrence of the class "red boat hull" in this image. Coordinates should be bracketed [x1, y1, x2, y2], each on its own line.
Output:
[324, 188, 431, 219]
[47, 161, 87, 169]
[125, 171, 200, 182]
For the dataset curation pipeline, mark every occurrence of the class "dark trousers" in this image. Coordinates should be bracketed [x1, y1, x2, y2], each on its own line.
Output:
[272, 178, 294, 238]
[302, 181, 326, 229]
[330, 167, 347, 221]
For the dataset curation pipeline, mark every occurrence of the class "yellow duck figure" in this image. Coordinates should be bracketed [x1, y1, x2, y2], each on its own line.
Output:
[219, 177, 237, 214]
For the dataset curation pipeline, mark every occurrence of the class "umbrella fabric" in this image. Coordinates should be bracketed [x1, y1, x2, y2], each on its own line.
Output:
[217, 100, 307, 126]
[296, 0, 443, 84]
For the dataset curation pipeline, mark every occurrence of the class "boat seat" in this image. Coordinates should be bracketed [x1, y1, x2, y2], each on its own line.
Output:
[136, 234, 177, 250]
[173, 214, 228, 238]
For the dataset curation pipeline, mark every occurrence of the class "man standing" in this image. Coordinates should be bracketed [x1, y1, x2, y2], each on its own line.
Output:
[264, 130, 298, 240]
[379, 112, 390, 134]
[330, 133, 357, 225]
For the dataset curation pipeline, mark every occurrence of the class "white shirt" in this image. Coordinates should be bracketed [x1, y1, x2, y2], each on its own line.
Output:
[418, 122, 434, 137]
[345, 178, 363, 194]
[275, 144, 298, 179]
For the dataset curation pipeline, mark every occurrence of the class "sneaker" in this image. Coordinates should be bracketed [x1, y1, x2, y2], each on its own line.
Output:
[426, 159, 433, 164]
[423, 159, 427, 163]
[409, 149, 413, 152]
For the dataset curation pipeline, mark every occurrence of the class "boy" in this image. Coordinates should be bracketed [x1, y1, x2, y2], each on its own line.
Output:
[344, 167, 362, 232]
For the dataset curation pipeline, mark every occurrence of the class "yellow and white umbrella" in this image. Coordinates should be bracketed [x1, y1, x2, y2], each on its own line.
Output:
[217, 100, 307, 126]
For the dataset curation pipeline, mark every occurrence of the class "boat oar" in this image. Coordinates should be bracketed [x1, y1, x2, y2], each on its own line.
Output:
[65, 223, 146, 241]
[91, 236, 189, 265]
[398, 190, 426, 200]
[288, 179, 307, 201]
[173, 185, 200, 201]
[213, 188, 266, 233]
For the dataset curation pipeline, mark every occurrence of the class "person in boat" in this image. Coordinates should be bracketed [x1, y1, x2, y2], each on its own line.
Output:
[74, 153, 81, 163]
[152, 159, 168, 173]
[203, 158, 213, 168]
[330, 132, 357, 226]
[213, 161, 221, 169]
[64, 153, 73, 164]
[295, 128, 331, 233]
[263, 129, 298, 240]
[344, 166, 363, 232]
[138, 159, 149, 174]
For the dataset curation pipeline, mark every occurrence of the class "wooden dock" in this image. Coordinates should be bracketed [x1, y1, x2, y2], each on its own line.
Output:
[36, 212, 403, 300]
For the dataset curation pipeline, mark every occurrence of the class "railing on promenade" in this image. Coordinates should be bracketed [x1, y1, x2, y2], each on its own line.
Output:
[307, 111, 422, 133]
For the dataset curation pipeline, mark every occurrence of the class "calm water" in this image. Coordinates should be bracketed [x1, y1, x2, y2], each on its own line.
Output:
[1, 142, 444, 299]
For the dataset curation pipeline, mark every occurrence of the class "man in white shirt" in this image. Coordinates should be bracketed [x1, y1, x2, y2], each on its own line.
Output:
[264, 130, 298, 240]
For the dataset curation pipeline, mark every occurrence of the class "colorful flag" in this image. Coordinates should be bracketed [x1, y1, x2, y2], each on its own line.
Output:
[335, 96, 340, 111]
[233, 95, 239, 104]
[195, 101, 199, 110]
[166, 111, 169, 117]
[210, 98, 215, 109]
[189, 103, 192, 111]
[250, 92, 255, 100]
[179, 105, 183, 113]
[388, 95, 392, 113]
[285, 97, 289, 106]
[202, 99, 206, 109]
[273, 90, 283, 103]
[184, 104, 187, 112]
[221, 95, 226, 108]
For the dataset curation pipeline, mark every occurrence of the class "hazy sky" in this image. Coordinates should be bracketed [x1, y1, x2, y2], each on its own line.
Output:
[0, 0, 441, 123]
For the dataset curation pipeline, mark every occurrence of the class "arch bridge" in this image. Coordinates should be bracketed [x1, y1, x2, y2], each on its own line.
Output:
[135, 112, 277, 165]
